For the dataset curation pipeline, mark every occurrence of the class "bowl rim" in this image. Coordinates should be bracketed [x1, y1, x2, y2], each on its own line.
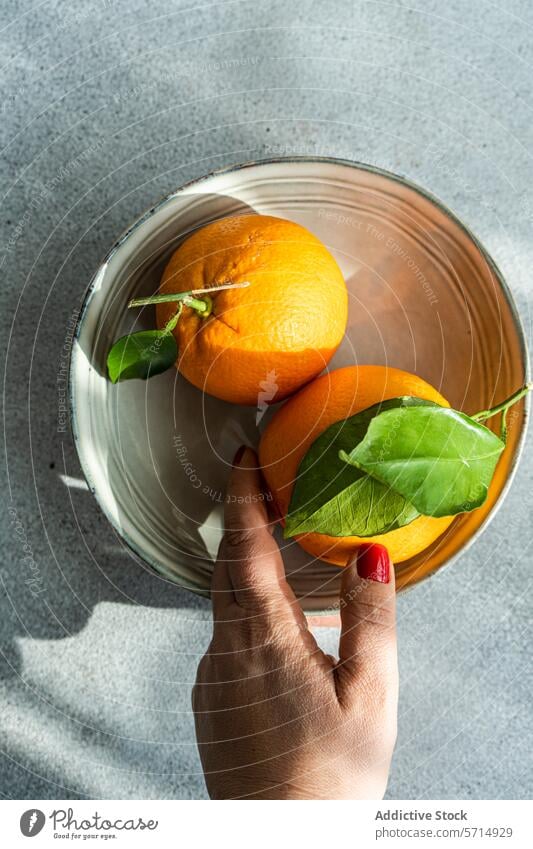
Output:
[69, 155, 531, 608]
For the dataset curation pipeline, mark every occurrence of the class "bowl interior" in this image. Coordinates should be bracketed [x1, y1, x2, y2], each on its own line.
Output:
[71, 159, 528, 611]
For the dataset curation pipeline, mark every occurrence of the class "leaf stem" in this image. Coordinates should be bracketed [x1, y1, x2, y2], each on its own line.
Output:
[127, 280, 250, 309]
[471, 383, 532, 422]
[163, 302, 183, 334]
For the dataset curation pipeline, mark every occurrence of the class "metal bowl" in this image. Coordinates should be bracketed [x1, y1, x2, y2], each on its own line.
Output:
[70, 157, 529, 612]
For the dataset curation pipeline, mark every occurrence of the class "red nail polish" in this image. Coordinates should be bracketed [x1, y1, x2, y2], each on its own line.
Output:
[356, 543, 391, 583]
[232, 445, 246, 466]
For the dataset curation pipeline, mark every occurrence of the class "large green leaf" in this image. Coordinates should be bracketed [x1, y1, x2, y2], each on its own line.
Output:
[340, 405, 505, 517]
[107, 330, 177, 383]
[284, 397, 435, 539]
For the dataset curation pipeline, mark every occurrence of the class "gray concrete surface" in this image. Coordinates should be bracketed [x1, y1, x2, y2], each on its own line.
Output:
[1, 0, 532, 800]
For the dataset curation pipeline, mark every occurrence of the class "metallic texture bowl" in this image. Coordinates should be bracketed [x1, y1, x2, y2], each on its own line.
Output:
[70, 158, 529, 612]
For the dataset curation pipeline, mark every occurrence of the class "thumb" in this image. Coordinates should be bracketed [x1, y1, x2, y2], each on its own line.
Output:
[336, 543, 398, 705]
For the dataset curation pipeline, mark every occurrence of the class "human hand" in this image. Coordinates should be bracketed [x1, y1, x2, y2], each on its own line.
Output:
[193, 447, 398, 799]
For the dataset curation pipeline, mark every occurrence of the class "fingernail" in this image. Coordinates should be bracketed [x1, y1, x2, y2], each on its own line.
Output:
[356, 543, 391, 583]
[232, 445, 247, 467]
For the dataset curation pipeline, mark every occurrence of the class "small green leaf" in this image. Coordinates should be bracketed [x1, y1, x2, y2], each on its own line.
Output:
[107, 330, 177, 383]
[284, 397, 435, 539]
[340, 405, 505, 517]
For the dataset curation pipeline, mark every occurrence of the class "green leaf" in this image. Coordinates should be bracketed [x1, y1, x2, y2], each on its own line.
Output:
[284, 397, 435, 539]
[107, 330, 177, 383]
[340, 405, 505, 517]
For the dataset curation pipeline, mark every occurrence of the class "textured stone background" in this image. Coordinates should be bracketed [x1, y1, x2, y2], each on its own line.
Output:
[1, 0, 532, 799]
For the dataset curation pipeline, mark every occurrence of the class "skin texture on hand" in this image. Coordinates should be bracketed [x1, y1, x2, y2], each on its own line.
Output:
[192, 448, 398, 800]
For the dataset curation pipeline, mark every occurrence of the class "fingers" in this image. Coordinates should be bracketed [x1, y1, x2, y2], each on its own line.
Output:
[212, 447, 307, 632]
[336, 543, 398, 706]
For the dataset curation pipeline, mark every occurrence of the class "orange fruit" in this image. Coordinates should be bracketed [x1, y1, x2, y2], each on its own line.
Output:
[259, 365, 456, 566]
[156, 214, 347, 405]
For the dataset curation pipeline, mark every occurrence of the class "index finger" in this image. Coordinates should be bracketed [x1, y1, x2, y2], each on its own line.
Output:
[214, 447, 307, 633]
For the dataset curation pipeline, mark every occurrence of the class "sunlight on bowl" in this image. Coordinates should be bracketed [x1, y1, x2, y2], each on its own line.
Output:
[70, 158, 529, 612]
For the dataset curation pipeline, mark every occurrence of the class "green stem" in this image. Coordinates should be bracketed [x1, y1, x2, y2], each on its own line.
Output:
[181, 296, 209, 313]
[472, 383, 531, 441]
[472, 383, 532, 422]
[128, 281, 250, 309]
[160, 292, 212, 339]
[163, 302, 183, 334]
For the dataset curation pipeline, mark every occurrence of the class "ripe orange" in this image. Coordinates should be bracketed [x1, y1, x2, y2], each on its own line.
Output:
[259, 365, 456, 566]
[156, 214, 347, 405]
